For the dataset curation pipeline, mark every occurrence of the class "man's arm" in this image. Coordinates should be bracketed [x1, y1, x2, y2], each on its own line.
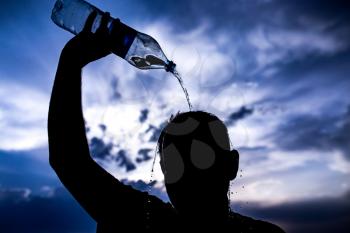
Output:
[48, 12, 147, 223]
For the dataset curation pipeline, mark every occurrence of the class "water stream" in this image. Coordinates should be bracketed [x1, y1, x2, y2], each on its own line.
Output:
[171, 69, 193, 111]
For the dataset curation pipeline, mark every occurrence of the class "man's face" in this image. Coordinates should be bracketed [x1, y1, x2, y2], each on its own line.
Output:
[160, 137, 231, 213]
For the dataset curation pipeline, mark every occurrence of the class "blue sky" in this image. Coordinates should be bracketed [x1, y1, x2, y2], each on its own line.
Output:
[1, 0, 350, 232]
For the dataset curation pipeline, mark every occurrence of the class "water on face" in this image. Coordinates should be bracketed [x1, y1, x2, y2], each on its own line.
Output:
[171, 69, 193, 111]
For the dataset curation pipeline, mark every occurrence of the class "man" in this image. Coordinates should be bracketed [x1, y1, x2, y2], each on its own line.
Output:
[48, 12, 285, 232]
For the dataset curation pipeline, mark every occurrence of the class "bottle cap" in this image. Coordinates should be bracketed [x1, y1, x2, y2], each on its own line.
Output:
[166, 60, 176, 73]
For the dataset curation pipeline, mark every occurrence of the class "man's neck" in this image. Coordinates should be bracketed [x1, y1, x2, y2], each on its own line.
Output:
[179, 198, 230, 224]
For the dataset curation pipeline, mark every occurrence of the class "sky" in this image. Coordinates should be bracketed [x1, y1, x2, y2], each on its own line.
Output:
[0, 0, 350, 232]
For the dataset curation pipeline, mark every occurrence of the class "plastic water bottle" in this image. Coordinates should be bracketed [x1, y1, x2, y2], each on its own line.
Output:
[51, 0, 176, 72]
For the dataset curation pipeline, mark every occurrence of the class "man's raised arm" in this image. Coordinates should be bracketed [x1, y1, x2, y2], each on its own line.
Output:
[48, 12, 146, 223]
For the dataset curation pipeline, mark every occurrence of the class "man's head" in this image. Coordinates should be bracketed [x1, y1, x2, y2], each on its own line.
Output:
[157, 111, 239, 215]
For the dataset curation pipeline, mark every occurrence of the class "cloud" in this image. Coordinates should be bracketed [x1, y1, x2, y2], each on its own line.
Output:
[225, 106, 254, 126]
[115, 149, 136, 172]
[0, 180, 166, 233]
[139, 109, 149, 123]
[146, 121, 168, 142]
[272, 106, 350, 160]
[121, 179, 168, 202]
[247, 25, 347, 72]
[329, 153, 350, 174]
[88, 134, 136, 172]
[0, 81, 49, 150]
[119, 0, 350, 79]
[0, 149, 58, 192]
[0, 188, 31, 202]
[89, 137, 113, 159]
[136, 148, 153, 163]
[230, 146, 350, 204]
[0, 187, 95, 233]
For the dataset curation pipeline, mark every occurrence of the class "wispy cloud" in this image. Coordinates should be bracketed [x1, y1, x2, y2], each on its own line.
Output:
[247, 23, 347, 71]
[0, 81, 48, 150]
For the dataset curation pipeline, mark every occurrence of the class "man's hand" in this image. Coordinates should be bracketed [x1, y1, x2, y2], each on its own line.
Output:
[60, 11, 112, 68]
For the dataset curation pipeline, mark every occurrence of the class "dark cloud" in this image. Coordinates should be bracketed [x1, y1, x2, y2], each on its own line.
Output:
[0, 149, 59, 192]
[110, 78, 122, 101]
[99, 123, 107, 132]
[128, 0, 350, 47]
[122, 0, 276, 32]
[139, 108, 149, 123]
[233, 190, 350, 233]
[0, 181, 167, 233]
[89, 137, 136, 171]
[257, 48, 350, 91]
[275, 0, 350, 25]
[0, 187, 95, 233]
[116, 149, 136, 172]
[273, 106, 350, 159]
[146, 121, 168, 142]
[226, 106, 254, 126]
[0, 188, 31, 202]
[89, 137, 113, 159]
[136, 148, 153, 163]
[130, 0, 350, 84]
[121, 179, 156, 192]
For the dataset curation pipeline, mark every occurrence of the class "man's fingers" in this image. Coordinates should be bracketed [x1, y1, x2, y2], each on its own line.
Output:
[83, 11, 97, 33]
[97, 12, 110, 34]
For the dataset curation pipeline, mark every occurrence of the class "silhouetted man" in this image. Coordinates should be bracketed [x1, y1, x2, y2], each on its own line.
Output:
[48, 12, 285, 232]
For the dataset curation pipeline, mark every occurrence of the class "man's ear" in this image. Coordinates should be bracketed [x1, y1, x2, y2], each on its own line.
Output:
[227, 149, 239, 180]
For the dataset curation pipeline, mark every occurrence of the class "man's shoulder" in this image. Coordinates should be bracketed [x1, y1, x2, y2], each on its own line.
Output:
[228, 211, 285, 233]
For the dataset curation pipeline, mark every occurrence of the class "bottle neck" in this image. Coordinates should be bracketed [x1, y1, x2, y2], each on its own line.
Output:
[165, 60, 176, 73]
[109, 19, 137, 58]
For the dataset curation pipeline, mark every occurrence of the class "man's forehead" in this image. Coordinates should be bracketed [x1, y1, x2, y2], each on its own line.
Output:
[163, 117, 230, 150]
